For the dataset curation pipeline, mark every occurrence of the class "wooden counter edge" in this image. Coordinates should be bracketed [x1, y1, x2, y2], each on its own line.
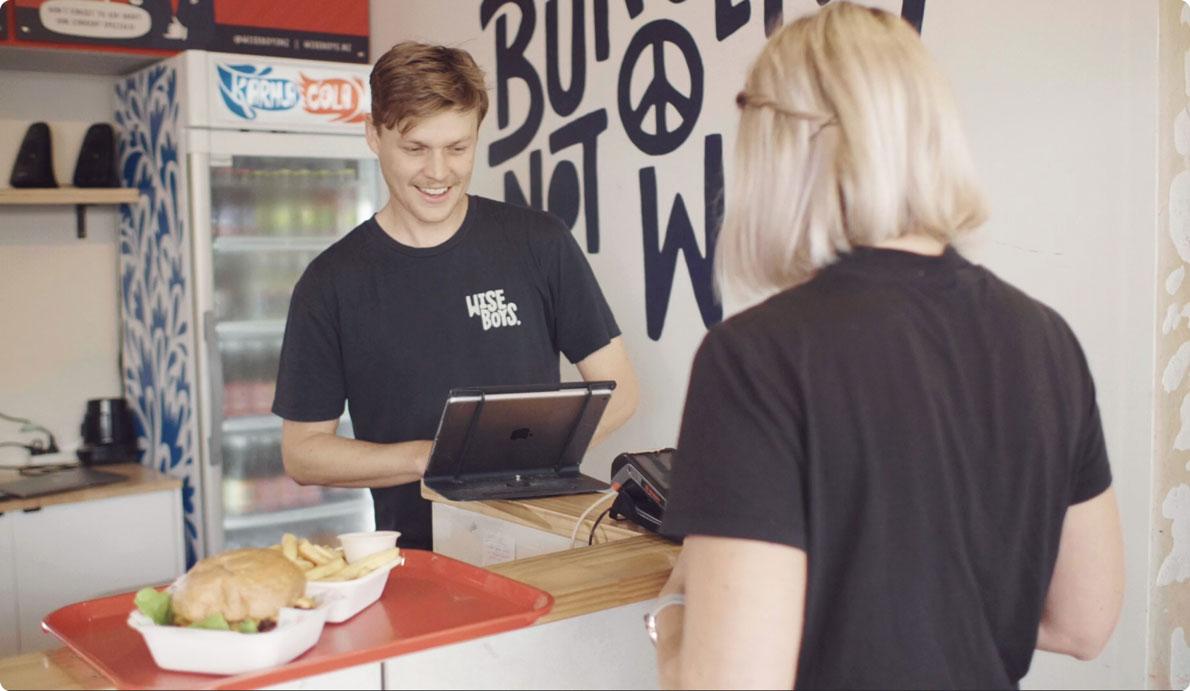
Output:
[489, 534, 680, 624]
[0, 463, 180, 514]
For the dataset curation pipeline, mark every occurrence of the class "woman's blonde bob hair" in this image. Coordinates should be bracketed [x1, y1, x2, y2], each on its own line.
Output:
[717, 2, 987, 294]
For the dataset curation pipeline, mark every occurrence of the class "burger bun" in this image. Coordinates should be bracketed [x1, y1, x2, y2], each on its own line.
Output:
[171, 548, 306, 625]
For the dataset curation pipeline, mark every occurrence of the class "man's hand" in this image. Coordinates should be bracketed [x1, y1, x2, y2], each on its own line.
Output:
[281, 418, 433, 488]
[576, 337, 639, 447]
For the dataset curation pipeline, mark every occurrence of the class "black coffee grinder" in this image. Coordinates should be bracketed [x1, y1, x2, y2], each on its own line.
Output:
[77, 398, 139, 465]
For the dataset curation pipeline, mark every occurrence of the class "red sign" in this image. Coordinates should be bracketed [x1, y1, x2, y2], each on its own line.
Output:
[299, 73, 366, 123]
[9, 0, 368, 62]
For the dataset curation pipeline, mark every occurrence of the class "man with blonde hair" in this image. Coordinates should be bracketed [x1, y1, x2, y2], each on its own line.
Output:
[273, 42, 638, 551]
[653, 3, 1123, 688]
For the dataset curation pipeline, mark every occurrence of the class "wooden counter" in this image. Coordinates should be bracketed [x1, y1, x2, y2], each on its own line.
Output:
[0, 463, 180, 515]
[424, 486, 679, 623]
[489, 534, 678, 623]
[0, 647, 108, 690]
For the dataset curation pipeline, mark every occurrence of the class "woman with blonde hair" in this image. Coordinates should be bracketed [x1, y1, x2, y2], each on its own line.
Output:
[653, 3, 1124, 689]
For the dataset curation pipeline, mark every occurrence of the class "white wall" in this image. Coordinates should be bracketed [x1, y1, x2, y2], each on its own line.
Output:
[926, 2, 1156, 689]
[0, 70, 123, 460]
[371, 1, 1156, 688]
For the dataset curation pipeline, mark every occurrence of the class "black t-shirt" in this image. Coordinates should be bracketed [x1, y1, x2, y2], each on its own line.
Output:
[661, 246, 1111, 690]
[272, 195, 620, 549]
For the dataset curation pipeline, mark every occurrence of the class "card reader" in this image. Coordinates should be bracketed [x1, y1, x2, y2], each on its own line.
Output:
[609, 448, 675, 534]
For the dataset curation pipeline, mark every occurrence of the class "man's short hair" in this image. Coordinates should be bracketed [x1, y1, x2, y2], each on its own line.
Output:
[369, 42, 489, 133]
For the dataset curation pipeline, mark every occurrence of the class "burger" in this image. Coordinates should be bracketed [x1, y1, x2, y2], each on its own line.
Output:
[135, 548, 309, 633]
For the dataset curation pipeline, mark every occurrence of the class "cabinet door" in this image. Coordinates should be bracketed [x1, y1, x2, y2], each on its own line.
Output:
[12, 490, 184, 653]
[0, 513, 18, 657]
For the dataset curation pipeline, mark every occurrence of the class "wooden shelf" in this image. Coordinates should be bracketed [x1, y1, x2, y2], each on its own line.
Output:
[0, 45, 163, 77]
[0, 187, 139, 238]
[0, 187, 138, 205]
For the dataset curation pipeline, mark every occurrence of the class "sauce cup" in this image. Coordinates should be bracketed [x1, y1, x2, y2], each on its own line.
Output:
[337, 530, 400, 564]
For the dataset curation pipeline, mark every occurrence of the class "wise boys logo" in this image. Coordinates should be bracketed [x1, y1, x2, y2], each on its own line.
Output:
[298, 74, 367, 123]
[216, 64, 367, 123]
[466, 289, 522, 331]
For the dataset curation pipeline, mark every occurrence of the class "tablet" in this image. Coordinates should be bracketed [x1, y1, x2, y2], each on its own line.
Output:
[423, 381, 615, 501]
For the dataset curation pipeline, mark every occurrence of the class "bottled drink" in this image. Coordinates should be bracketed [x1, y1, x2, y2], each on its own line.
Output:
[227, 168, 249, 236]
[297, 165, 321, 235]
[245, 169, 266, 236]
[222, 434, 251, 516]
[215, 252, 246, 321]
[335, 167, 359, 230]
[314, 168, 337, 234]
[221, 341, 240, 418]
[269, 253, 291, 320]
[245, 432, 267, 513]
[251, 340, 276, 415]
[243, 253, 269, 321]
[210, 167, 232, 237]
[269, 168, 296, 237]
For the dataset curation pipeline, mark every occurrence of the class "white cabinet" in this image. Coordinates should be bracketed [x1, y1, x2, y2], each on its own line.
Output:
[382, 601, 659, 690]
[0, 513, 18, 656]
[2, 488, 184, 655]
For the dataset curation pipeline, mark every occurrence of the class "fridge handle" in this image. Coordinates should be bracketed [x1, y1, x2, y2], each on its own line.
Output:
[204, 310, 224, 468]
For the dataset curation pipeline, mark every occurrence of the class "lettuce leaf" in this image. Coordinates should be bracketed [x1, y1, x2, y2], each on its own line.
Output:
[134, 588, 260, 633]
[134, 588, 172, 626]
[188, 613, 231, 631]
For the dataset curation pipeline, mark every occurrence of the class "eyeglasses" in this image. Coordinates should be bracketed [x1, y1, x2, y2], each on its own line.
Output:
[735, 91, 837, 136]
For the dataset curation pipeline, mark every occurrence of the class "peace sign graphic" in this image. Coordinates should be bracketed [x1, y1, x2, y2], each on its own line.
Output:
[617, 20, 704, 156]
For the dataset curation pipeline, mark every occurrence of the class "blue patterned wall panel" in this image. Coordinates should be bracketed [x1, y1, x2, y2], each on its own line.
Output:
[115, 63, 201, 567]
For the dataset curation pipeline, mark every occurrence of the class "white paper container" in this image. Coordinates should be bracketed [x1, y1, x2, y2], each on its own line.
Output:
[337, 530, 400, 564]
[304, 556, 404, 623]
[126, 604, 329, 675]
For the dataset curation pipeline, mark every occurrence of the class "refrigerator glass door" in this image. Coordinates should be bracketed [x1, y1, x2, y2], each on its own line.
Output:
[208, 154, 383, 550]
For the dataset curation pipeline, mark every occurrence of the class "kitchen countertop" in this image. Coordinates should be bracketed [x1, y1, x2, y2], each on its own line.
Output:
[0, 488, 678, 690]
[0, 463, 180, 515]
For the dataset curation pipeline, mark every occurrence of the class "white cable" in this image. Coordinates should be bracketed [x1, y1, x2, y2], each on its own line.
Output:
[569, 490, 618, 548]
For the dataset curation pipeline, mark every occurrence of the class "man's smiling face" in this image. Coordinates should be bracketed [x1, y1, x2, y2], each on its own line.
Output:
[366, 107, 479, 236]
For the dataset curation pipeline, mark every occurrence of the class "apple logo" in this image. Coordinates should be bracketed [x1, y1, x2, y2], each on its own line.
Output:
[510, 427, 532, 441]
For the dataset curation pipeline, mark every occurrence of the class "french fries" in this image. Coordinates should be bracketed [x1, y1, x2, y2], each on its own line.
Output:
[298, 541, 335, 566]
[303, 557, 347, 581]
[324, 548, 400, 582]
[268, 534, 400, 582]
[281, 533, 298, 562]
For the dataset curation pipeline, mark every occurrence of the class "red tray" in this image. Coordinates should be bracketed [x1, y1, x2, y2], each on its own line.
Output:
[42, 550, 553, 690]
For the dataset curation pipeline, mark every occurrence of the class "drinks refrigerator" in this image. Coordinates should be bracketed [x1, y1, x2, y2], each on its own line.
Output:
[115, 51, 383, 562]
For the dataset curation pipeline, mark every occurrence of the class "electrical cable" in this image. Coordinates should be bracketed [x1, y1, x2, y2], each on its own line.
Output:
[569, 490, 617, 548]
[587, 508, 611, 546]
[0, 410, 58, 454]
[0, 463, 79, 476]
